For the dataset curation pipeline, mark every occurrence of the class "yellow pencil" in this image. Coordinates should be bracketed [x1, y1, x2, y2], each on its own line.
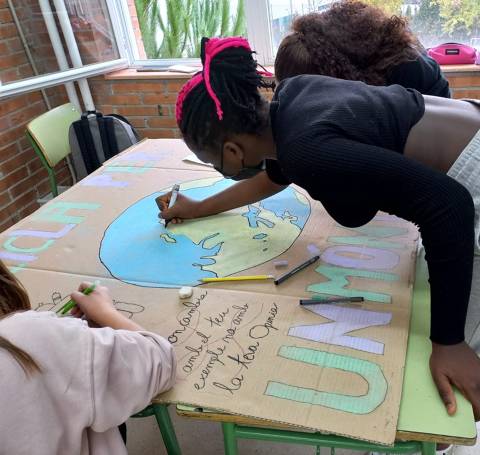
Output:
[201, 275, 274, 283]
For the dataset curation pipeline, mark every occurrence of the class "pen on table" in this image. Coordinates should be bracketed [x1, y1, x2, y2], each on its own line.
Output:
[274, 255, 320, 285]
[300, 296, 364, 306]
[57, 281, 100, 315]
[201, 275, 274, 283]
[164, 184, 180, 228]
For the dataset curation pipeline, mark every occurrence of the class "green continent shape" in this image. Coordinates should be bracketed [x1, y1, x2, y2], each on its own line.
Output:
[171, 204, 301, 277]
[160, 233, 176, 244]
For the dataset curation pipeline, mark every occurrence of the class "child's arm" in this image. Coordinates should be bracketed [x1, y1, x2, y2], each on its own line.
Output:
[70, 284, 176, 431]
[157, 170, 287, 224]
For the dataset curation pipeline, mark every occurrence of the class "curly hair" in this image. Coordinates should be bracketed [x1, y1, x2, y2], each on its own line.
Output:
[275, 0, 421, 86]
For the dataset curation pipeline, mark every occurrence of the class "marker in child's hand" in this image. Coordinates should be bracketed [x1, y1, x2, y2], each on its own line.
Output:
[157, 184, 180, 228]
[57, 281, 100, 316]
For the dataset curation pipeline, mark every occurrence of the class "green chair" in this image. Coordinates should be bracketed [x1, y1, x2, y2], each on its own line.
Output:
[131, 404, 182, 454]
[25, 103, 80, 197]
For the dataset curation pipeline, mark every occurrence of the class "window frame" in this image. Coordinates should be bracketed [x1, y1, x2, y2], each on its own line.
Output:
[0, 0, 128, 99]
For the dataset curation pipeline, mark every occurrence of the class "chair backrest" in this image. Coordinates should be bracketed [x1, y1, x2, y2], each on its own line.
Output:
[26, 103, 80, 168]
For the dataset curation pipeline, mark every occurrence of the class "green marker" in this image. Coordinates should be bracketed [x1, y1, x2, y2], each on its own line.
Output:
[57, 281, 100, 315]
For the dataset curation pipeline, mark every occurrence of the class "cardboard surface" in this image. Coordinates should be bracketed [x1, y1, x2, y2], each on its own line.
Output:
[0, 146, 420, 445]
[103, 138, 218, 172]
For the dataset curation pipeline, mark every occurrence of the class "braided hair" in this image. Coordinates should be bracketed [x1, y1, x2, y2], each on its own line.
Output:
[275, 0, 420, 86]
[176, 37, 274, 154]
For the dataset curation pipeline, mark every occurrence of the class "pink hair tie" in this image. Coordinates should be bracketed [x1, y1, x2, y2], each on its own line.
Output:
[203, 37, 252, 120]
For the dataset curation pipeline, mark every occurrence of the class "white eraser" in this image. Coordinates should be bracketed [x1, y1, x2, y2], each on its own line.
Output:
[274, 260, 289, 268]
[179, 286, 193, 299]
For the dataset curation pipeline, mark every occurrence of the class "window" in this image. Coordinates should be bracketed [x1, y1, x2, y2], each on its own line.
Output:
[0, 0, 127, 98]
[133, 0, 246, 59]
[120, 0, 480, 67]
[266, 0, 480, 55]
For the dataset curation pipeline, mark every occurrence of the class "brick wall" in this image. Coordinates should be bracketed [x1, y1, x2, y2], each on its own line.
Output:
[0, 0, 72, 232]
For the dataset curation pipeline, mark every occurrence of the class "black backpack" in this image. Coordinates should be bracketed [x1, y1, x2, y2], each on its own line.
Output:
[69, 111, 140, 179]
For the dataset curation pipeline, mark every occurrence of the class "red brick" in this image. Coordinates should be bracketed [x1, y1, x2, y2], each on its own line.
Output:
[0, 95, 30, 116]
[140, 128, 176, 139]
[147, 116, 177, 128]
[5, 189, 37, 221]
[0, 189, 11, 208]
[8, 103, 46, 127]
[18, 136, 31, 151]
[0, 24, 16, 40]
[36, 179, 52, 198]
[0, 143, 16, 161]
[143, 93, 162, 104]
[28, 164, 49, 181]
[112, 82, 164, 94]
[104, 94, 142, 105]
[166, 81, 187, 92]
[55, 166, 73, 186]
[447, 76, 480, 89]
[0, 8, 12, 22]
[27, 157, 44, 174]
[452, 89, 480, 99]
[0, 51, 28, 69]
[0, 41, 7, 53]
[0, 125, 26, 147]
[0, 212, 15, 231]
[27, 92, 43, 104]
[17, 200, 39, 220]
[128, 117, 147, 128]
[113, 105, 159, 116]
[0, 166, 28, 192]
[1, 148, 35, 175]
[0, 115, 10, 131]
[9, 174, 37, 199]
[0, 68, 17, 83]
[17, 63, 34, 79]
[143, 92, 178, 104]
[6, 37, 24, 53]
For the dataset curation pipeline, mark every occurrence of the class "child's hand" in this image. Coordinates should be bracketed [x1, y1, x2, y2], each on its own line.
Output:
[156, 193, 202, 224]
[430, 341, 480, 420]
[70, 282, 117, 327]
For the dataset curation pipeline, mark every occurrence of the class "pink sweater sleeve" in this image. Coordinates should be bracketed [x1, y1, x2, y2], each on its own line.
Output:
[87, 327, 176, 431]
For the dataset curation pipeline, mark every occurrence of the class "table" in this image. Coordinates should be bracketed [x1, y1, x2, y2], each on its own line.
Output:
[3, 139, 477, 454]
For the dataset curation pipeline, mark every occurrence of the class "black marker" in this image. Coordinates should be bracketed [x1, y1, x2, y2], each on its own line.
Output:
[300, 296, 364, 306]
[274, 255, 320, 285]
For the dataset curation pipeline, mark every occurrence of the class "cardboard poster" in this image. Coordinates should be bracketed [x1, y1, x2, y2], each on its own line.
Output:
[0, 140, 418, 445]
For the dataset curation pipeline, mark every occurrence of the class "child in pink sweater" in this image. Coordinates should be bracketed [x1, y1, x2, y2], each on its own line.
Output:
[0, 261, 176, 455]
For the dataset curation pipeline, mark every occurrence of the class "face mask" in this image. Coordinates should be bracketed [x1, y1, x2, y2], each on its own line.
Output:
[230, 160, 266, 181]
[215, 159, 266, 181]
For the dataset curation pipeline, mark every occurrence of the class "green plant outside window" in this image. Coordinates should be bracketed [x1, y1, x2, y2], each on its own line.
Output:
[135, 0, 246, 59]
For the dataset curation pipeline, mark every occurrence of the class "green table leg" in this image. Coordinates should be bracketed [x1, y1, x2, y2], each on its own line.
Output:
[222, 422, 239, 455]
[420, 442, 435, 455]
[152, 405, 182, 455]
